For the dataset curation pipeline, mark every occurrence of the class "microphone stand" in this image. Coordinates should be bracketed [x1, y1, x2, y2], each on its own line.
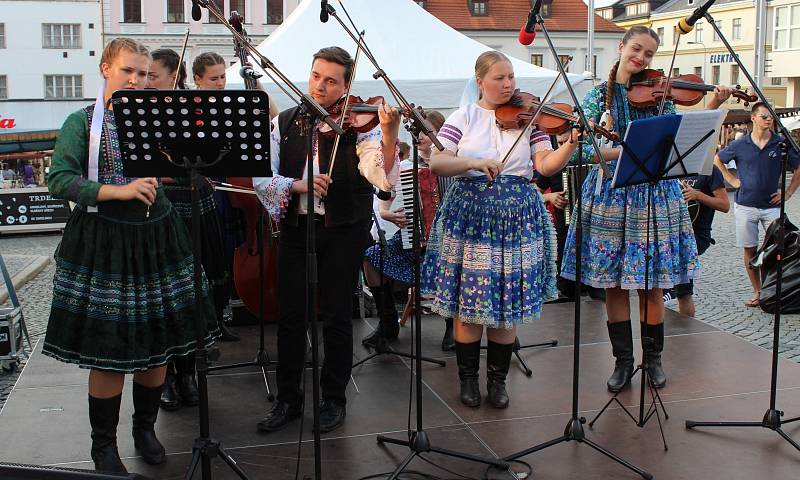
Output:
[684, 11, 800, 453]
[489, 11, 652, 479]
[192, 3, 345, 479]
[322, 2, 508, 476]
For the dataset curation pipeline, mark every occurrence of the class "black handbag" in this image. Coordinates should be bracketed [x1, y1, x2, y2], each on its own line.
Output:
[750, 215, 800, 313]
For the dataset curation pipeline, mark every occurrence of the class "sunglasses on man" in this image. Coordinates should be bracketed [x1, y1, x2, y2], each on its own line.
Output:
[756, 113, 772, 120]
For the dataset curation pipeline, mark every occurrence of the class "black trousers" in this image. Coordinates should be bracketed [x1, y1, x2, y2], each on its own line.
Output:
[276, 215, 370, 406]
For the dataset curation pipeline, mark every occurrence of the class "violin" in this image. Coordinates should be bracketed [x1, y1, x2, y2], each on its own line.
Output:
[495, 91, 619, 142]
[318, 94, 385, 137]
[626, 69, 757, 107]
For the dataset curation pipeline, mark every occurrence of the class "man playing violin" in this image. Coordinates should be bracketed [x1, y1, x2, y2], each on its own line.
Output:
[253, 46, 400, 434]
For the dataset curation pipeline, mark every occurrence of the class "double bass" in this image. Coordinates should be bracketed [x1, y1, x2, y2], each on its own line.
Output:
[226, 11, 280, 320]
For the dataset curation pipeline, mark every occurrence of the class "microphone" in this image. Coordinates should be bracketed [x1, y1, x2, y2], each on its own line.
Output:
[677, 0, 716, 35]
[518, 2, 541, 46]
[374, 188, 392, 201]
[239, 65, 262, 80]
[191, 1, 202, 21]
[320, 0, 329, 23]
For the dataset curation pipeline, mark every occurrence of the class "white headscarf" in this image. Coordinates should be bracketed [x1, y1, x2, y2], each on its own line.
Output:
[459, 76, 480, 108]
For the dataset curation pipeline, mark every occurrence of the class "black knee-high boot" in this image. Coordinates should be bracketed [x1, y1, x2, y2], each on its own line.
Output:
[486, 341, 513, 409]
[455, 341, 482, 407]
[643, 322, 666, 388]
[160, 361, 179, 411]
[89, 394, 127, 473]
[132, 382, 166, 465]
[607, 321, 635, 393]
[441, 318, 455, 351]
[362, 283, 399, 348]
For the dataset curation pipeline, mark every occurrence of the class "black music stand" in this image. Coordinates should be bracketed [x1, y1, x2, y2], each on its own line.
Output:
[683, 10, 800, 454]
[587, 113, 718, 451]
[114, 89, 272, 480]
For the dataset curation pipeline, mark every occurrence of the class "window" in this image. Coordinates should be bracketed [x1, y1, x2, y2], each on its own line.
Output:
[167, 0, 185, 23]
[267, 0, 283, 24]
[774, 6, 800, 50]
[531, 54, 543, 67]
[772, 77, 784, 86]
[0, 76, 6, 99]
[123, 0, 142, 23]
[42, 24, 81, 49]
[625, 2, 648, 16]
[732, 18, 742, 40]
[471, 1, 488, 16]
[584, 54, 598, 77]
[208, 0, 223, 23]
[230, 0, 246, 17]
[415, 0, 426, 7]
[673, 26, 679, 45]
[730, 65, 739, 85]
[695, 22, 703, 43]
[44, 75, 83, 99]
[657, 27, 664, 45]
[672, 67, 680, 77]
[0, 24, 5, 49]
[713, 20, 722, 42]
[558, 54, 571, 72]
[711, 65, 720, 85]
[694, 66, 702, 76]
[541, 3, 551, 17]
[599, 8, 613, 20]
[688, 0, 694, 4]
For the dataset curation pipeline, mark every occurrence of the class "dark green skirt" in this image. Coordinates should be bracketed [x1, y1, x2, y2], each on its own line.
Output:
[43, 192, 220, 373]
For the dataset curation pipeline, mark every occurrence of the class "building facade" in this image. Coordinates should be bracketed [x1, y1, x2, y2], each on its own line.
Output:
[421, 0, 624, 80]
[768, 0, 800, 107]
[0, 0, 103, 133]
[605, 0, 788, 109]
[101, 0, 294, 82]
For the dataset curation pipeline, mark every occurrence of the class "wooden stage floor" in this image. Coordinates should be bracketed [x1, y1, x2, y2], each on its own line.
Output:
[1, 298, 799, 479]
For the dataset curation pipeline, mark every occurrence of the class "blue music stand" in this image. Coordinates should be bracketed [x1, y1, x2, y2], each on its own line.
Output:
[590, 113, 718, 449]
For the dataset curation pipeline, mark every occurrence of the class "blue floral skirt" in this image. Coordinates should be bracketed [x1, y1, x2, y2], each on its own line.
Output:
[421, 175, 558, 329]
[561, 162, 699, 290]
[364, 231, 414, 284]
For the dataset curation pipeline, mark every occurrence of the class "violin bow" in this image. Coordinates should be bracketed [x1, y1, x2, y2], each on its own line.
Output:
[173, 28, 190, 89]
[326, 30, 365, 177]
[498, 58, 569, 170]
[659, 32, 683, 116]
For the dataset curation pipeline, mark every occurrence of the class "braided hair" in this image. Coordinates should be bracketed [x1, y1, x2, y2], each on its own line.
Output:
[605, 26, 660, 121]
[151, 48, 187, 89]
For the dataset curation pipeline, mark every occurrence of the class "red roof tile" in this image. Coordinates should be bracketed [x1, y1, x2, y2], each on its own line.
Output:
[421, 0, 623, 33]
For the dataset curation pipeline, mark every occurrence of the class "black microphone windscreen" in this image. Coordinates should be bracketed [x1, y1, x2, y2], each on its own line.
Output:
[320, 0, 329, 23]
[191, 1, 202, 21]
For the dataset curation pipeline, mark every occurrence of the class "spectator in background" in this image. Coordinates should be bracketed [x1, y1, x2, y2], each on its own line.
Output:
[715, 102, 800, 307]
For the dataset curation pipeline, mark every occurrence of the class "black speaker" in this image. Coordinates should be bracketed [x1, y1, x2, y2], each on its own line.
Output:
[0, 462, 152, 480]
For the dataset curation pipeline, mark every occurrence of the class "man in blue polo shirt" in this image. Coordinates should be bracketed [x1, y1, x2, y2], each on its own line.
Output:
[715, 102, 800, 307]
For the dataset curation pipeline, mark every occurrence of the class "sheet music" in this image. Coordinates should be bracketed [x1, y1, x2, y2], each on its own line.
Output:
[666, 110, 725, 177]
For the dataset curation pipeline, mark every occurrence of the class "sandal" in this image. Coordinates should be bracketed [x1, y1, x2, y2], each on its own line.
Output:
[745, 291, 761, 307]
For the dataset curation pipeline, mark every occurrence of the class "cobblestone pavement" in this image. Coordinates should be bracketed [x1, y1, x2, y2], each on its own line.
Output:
[3, 195, 800, 409]
[692, 191, 800, 361]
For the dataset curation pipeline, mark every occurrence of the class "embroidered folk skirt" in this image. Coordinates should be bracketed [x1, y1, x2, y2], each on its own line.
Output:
[43, 193, 219, 373]
[560, 161, 699, 290]
[422, 175, 558, 329]
[163, 177, 229, 292]
[364, 231, 415, 284]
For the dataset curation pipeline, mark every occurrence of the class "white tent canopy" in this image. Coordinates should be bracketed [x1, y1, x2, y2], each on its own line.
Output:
[226, 0, 591, 113]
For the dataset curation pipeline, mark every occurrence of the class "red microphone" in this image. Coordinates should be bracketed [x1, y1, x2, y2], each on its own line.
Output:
[518, 5, 539, 46]
[518, 25, 536, 46]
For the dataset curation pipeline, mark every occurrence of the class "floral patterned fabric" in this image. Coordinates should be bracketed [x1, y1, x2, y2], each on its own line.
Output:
[560, 82, 699, 289]
[421, 175, 558, 328]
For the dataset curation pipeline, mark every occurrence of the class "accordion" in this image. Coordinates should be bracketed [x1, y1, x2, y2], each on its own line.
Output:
[395, 167, 440, 249]
[561, 164, 592, 225]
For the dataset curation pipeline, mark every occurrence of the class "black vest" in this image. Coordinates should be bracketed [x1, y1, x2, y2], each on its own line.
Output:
[277, 107, 374, 227]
